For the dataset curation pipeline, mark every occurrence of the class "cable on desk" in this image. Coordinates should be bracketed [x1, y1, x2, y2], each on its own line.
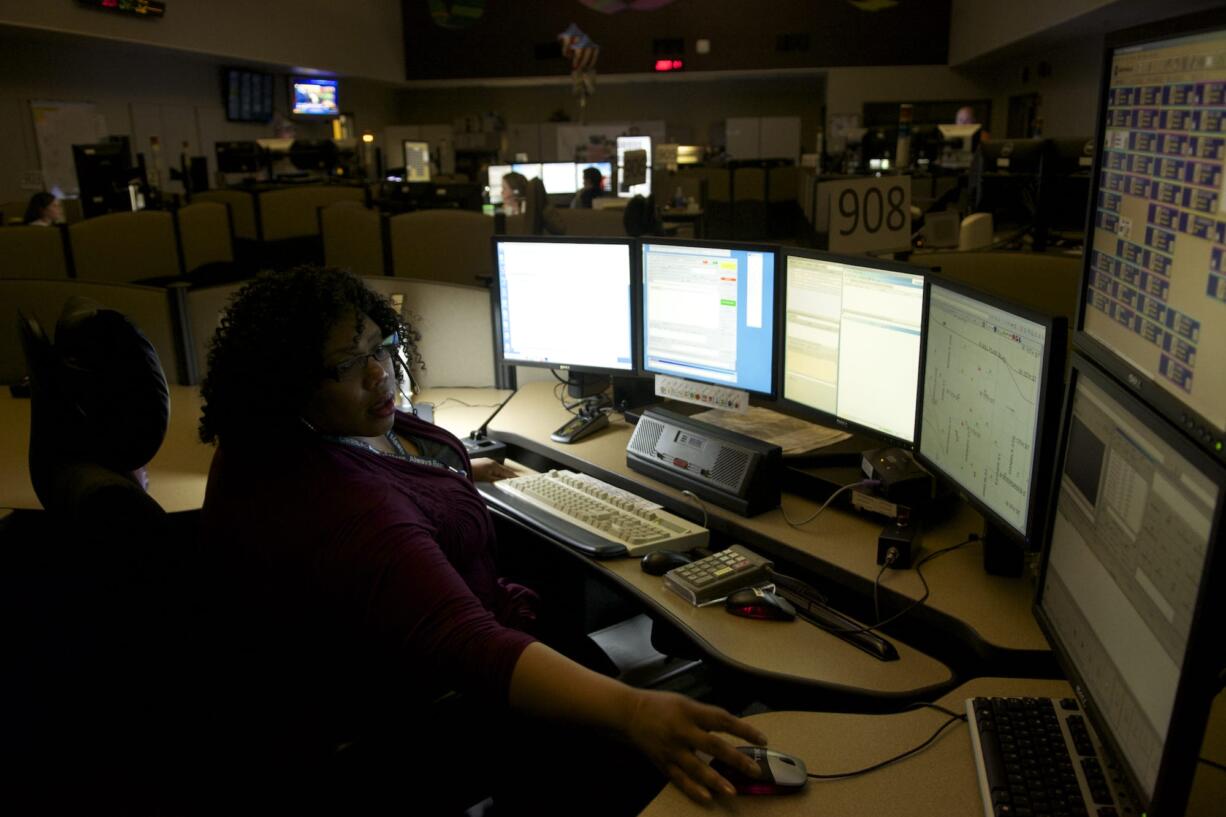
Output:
[681, 490, 708, 529]
[781, 479, 879, 529]
[806, 711, 967, 780]
[1200, 757, 1226, 773]
[430, 397, 504, 410]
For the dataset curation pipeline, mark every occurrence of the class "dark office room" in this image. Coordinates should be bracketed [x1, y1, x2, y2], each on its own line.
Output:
[1, 1, 1225, 815]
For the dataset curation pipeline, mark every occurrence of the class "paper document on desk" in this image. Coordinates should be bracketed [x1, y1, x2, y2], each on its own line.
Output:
[692, 406, 851, 456]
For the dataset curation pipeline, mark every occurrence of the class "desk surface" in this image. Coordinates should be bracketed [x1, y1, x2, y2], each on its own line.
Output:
[641, 678, 1226, 817]
[0, 386, 510, 512]
[488, 381, 1047, 657]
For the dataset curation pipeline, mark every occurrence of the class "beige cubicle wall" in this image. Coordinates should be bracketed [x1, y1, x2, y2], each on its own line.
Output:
[389, 210, 494, 286]
[176, 202, 234, 275]
[907, 250, 1082, 324]
[362, 276, 497, 388]
[322, 202, 386, 279]
[192, 190, 258, 241]
[0, 226, 70, 280]
[0, 278, 181, 385]
[68, 211, 180, 283]
[551, 208, 626, 237]
[257, 185, 365, 241]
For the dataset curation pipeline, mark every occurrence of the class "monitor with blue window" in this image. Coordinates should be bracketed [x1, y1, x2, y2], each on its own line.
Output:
[640, 239, 779, 399]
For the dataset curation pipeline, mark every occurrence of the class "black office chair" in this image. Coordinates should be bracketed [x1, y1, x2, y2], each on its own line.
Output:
[13, 298, 202, 814]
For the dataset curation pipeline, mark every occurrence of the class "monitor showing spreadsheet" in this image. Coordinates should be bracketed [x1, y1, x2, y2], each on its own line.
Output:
[641, 240, 778, 396]
[782, 250, 926, 445]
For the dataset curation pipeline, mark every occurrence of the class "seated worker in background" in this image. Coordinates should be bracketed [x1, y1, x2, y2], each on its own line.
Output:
[955, 105, 990, 140]
[501, 170, 529, 215]
[197, 266, 767, 815]
[571, 166, 606, 208]
[23, 192, 62, 226]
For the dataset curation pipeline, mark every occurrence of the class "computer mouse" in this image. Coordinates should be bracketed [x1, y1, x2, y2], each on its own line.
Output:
[725, 587, 797, 621]
[640, 549, 693, 576]
[710, 746, 808, 795]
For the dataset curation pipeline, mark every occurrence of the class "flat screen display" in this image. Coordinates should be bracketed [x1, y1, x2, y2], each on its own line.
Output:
[641, 241, 777, 396]
[1082, 25, 1226, 444]
[291, 77, 339, 117]
[783, 252, 925, 444]
[495, 239, 634, 373]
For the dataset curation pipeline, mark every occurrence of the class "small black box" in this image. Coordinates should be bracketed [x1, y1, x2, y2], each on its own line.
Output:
[877, 520, 920, 569]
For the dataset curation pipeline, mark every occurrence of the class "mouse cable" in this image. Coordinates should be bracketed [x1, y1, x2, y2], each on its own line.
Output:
[779, 534, 980, 639]
[1200, 757, 1226, 773]
[806, 711, 967, 781]
[781, 479, 880, 529]
[681, 490, 708, 529]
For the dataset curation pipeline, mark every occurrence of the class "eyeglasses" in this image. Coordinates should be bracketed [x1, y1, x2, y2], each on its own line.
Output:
[323, 333, 399, 382]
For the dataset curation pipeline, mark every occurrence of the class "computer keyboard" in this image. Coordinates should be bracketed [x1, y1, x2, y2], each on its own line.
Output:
[481, 469, 708, 558]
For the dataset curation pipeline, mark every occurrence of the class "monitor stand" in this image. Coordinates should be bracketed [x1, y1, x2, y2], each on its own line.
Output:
[981, 519, 1025, 577]
[551, 374, 612, 444]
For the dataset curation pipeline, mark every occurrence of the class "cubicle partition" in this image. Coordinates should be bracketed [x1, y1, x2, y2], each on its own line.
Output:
[0, 225, 71, 280]
[68, 211, 181, 284]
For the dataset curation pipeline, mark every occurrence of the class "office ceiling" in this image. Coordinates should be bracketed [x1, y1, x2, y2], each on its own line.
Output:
[402, 0, 952, 80]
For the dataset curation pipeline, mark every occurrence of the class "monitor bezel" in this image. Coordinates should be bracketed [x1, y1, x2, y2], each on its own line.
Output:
[1033, 348, 1226, 817]
[638, 237, 782, 400]
[1073, 7, 1226, 467]
[490, 235, 640, 378]
[289, 75, 340, 118]
[777, 246, 929, 449]
[913, 274, 1067, 548]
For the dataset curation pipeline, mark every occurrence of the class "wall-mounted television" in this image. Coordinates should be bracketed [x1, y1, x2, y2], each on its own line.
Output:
[291, 76, 339, 117]
[223, 68, 274, 123]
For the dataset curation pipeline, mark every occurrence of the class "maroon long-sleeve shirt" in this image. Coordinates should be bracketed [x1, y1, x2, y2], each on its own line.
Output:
[201, 411, 536, 748]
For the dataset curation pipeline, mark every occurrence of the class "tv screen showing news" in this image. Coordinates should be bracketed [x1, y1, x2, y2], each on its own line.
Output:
[291, 77, 339, 117]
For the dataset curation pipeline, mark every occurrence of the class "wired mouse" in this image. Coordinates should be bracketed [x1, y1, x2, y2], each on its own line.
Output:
[640, 549, 693, 576]
[725, 587, 797, 621]
[710, 746, 808, 795]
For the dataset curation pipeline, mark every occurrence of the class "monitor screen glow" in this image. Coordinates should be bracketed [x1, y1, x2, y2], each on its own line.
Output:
[495, 239, 634, 373]
[291, 77, 339, 117]
[783, 253, 925, 443]
[542, 162, 577, 194]
[918, 282, 1050, 536]
[487, 164, 512, 204]
[641, 241, 777, 396]
[403, 141, 431, 183]
[1082, 25, 1226, 439]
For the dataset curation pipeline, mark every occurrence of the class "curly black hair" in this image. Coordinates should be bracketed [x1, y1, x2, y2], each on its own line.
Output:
[199, 266, 423, 444]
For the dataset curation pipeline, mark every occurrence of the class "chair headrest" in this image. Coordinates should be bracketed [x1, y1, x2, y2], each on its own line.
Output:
[54, 297, 170, 472]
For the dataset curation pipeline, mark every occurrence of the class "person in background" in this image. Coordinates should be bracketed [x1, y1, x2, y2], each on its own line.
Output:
[501, 171, 529, 215]
[956, 105, 990, 140]
[197, 266, 767, 815]
[23, 192, 62, 226]
[570, 166, 605, 209]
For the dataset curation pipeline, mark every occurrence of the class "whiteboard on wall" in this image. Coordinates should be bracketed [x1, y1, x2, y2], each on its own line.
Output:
[30, 100, 108, 198]
[555, 122, 665, 162]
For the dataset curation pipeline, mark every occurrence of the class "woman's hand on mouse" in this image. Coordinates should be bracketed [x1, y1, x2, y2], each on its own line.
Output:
[624, 689, 767, 803]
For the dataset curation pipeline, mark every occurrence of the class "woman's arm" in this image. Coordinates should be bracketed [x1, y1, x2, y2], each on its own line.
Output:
[508, 641, 767, 803]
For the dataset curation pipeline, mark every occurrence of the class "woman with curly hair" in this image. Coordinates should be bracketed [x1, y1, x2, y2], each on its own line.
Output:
[198, 266, 766, 815]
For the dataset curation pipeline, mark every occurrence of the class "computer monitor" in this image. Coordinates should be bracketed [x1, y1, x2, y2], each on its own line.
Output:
[1078, 8, 1226, 466]
[1036, 350, 1225, 817]
[616, 135, 652, 198]
[640, 239, 778, 397]
[403, 141, 431, 183]
[215, 140, 263, 174]
[915, 279, 1066, 561]
[74, 138, 142, 218]
[969, 139, 1047, 228]
[936, 123, 981, 169]
[576, 162, 613, 193]
[510, 162, 542, 182]
[492, 236, 636, 384]
[487, 164, 512, 205]
[781, 249, 926, 446]
[541, 162, 577, 194]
